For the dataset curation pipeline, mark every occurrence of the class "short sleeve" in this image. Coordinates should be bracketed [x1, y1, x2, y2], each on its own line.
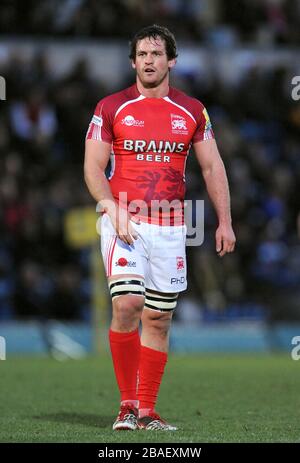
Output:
[192, 105, 214, 144]
[86, 99, 113, 143]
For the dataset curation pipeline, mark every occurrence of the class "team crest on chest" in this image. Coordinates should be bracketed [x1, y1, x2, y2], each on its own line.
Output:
[171, 114, 188, 135]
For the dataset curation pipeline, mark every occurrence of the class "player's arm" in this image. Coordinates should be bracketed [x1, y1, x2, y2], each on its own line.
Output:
[193, 138, 236, 256]
[84, 139, 138, 245]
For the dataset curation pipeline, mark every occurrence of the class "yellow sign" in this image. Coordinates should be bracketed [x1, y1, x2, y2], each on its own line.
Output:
[64, 207, 109, 352]
[64, 207, 99, 248]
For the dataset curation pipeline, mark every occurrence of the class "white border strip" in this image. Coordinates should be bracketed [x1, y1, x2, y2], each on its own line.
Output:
[114, 94, 145, 119]
[163, 96, 197, 124]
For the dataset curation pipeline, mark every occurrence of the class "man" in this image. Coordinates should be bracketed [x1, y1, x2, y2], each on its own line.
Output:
[84, 24, 236, 431]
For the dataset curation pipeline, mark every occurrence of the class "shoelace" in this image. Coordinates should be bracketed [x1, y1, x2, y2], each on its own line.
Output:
[118, 405, 137, 423]
[144, 413, 169, 430]
[148, 412, 165, 421]
[146, 420, 167, 430]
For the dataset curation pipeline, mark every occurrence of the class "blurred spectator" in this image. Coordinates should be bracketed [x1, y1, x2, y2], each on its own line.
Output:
[9, 87, 57, 142]
[0, 0, 299, 44]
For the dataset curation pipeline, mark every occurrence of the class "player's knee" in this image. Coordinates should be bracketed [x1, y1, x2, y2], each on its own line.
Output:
[144, 311, 172, 338]
[113, 294, 144, 322]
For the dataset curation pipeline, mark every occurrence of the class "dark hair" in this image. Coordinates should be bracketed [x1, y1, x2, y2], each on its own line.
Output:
[129, 24, 178, 61]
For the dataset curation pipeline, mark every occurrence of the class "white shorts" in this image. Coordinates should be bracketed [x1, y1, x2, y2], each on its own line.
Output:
[100, 213, 187, 293]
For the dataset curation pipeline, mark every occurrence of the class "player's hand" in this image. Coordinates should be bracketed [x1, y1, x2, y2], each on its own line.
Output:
[215, 223, 236, 257]
[109, 206, 140, 245]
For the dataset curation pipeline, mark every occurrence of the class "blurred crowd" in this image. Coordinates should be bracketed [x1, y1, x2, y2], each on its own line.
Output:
[0, 53, 105, 321]
[1, 0, 300, 45]
[0, 3, 300, 322]
[183, 63, 300, 322]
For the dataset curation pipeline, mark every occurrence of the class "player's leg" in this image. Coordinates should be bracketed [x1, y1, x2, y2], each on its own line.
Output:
[136, 223, 186, 430]
[137, 290, 178, 430]
[140, 290, 176, 352]
[108, 274, 145, 431]
[110, 274, 145, 332]
[100, 213, 146, 430]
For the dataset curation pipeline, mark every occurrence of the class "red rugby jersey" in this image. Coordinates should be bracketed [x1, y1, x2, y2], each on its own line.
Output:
[86, 84, 214, 225]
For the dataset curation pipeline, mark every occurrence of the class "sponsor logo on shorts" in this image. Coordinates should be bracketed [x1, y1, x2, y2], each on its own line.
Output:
[176, 256, 185, 272]
[171, 277, 185, 284]
[121, 115, 144, 127]
[116, 257, 136, 267]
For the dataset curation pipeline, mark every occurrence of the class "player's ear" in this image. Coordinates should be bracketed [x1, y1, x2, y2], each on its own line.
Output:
[168, 58, 176, 70]
[131, 60, 136, 70]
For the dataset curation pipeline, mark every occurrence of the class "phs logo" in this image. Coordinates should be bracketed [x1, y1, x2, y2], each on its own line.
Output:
[171, 277, 185, 284]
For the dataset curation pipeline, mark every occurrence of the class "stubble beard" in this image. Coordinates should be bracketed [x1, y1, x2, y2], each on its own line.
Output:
[138, 69, 169, 89]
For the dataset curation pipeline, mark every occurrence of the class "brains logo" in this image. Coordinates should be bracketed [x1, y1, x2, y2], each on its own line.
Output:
[121, 115, 144, 127]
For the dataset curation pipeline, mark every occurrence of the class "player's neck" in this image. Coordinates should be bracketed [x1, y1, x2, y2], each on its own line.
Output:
[136, 79, 170, 99]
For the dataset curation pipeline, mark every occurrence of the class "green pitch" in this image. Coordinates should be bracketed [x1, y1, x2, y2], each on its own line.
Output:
[0, 353, 299, 443]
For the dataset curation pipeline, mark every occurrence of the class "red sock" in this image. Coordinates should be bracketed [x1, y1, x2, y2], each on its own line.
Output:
[109, 328, 140, 403]
[137, 345, 168, 410]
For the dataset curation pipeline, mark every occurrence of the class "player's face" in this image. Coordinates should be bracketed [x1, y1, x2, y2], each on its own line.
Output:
[132, 37, 176, 89]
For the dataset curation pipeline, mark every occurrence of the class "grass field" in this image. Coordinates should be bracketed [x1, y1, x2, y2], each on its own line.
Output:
[0, 353, 299, 443]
